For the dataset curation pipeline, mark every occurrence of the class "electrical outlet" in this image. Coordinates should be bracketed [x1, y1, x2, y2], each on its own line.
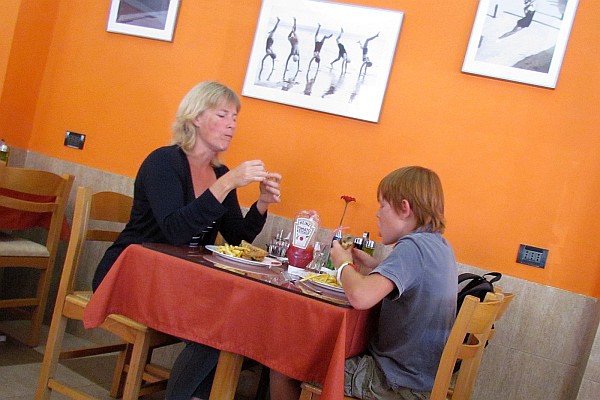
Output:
[517, 244, 548, 268]
[64, 131, 85, 149]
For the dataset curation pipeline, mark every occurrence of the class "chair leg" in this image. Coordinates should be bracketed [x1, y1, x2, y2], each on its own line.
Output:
[121, 332, 151, 400]
[209, 351, 244, 400]
[110, 344, 131, 398]
[26, 269, 47, 347]
[29, 260, 56, 347]
[299, 383, 326, 400]
[34, 312, 68, 400]
[299, 389, 320, 400]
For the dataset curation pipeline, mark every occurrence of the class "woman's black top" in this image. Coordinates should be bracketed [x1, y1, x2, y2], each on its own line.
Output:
[92, 145, 267, 290]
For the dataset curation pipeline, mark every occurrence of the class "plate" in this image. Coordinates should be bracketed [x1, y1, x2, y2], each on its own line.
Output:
[205, 245, 282, 267]
[307, 278, 345, 293]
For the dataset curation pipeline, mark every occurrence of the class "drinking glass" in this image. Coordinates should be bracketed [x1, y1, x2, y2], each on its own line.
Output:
[306, 242, 327, 274]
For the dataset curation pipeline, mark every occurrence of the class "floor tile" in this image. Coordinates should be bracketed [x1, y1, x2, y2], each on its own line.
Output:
[0, 322, 265, 399]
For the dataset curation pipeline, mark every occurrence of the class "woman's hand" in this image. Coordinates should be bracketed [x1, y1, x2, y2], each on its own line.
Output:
[257, 172, 282, 214]
[226, 160, 270, 188]
[209, 160, 281, 213]
[210, 160, 268, 202]
[210, 160, 268, 201]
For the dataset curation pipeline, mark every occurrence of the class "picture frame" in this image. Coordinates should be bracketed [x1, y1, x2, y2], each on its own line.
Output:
[106, 0, 181, 42]
[462, 0, 579, 89]
[242, 0, 404, 123]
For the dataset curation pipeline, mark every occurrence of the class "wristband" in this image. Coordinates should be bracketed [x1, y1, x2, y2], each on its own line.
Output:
[336, 261, 357, 286]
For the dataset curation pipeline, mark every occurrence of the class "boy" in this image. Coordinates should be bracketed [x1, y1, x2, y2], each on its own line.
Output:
[270, 166, 457, 400]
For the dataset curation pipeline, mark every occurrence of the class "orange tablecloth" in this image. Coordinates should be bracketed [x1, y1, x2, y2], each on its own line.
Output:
[84, 244, 373, 399]
[0, 188, 70, 239]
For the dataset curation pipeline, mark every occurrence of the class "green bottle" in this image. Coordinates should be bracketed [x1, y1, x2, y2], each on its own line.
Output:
[364, 240, 375, 256]
[325, 228, 343, 269]
[0, 139, 9, 165]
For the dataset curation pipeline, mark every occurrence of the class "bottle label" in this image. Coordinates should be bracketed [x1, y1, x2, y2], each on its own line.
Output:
[291, 217, 317, 249]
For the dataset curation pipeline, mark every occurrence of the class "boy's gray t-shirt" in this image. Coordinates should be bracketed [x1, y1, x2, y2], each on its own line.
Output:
[368, 231, 457, 392]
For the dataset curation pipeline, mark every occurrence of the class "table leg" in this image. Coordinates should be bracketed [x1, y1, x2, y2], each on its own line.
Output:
[209, 350, 244, 400]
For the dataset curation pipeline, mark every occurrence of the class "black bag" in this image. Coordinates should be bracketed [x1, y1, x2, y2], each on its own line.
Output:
[457, 272, 502, 314]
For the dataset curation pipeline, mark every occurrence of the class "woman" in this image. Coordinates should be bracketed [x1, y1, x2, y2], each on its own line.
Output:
[93, 81, 282, 399]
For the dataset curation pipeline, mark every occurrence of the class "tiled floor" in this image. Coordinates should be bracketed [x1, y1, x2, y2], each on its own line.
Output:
[0, 323, 265, 399]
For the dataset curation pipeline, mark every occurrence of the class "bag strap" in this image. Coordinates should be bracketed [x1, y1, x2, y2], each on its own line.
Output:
[459, 272, 502, 285]
[483, 272, 502, 284]
[458, 272, 484, 284]
[458, 275, 489, 295]
[458, 272, 502, 296]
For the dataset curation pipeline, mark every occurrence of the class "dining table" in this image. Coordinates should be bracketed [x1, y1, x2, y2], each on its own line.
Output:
[83, 242, 375, 400]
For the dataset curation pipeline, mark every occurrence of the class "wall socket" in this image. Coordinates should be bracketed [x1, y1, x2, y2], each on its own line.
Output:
[64, 131, 85, 149]
[517, 244, 548, 268]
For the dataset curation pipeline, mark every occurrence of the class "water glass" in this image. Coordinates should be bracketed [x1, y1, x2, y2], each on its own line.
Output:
[306, 242, 327, 273]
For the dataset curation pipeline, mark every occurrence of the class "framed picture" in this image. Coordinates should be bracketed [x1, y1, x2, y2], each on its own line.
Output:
[242, 0, 404, 123]
[462, 0, 579, 88]
[106, 0, 181, 42]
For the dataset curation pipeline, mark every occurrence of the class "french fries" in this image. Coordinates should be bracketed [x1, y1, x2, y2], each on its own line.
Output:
[304, 273, 342, 288]
[217, 243, 245, 258]
[215, 242, 268, 261]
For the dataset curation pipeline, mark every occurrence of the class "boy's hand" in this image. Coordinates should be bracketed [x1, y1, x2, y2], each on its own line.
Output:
[330, 240, 353, 268]
[351, 248, 379, 271]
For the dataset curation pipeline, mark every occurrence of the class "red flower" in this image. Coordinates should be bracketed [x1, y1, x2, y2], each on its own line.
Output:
[341, 195, 356, 203]
[339, 195, 356, 227]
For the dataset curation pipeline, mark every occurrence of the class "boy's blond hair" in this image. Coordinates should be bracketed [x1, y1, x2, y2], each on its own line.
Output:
[377, 166, 446, 233]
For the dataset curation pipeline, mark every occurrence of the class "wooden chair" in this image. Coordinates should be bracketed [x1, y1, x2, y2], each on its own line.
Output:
[440, 292, 509, 400]
[299, 294, 503, 400]
[0, 165, 74, 347]
[442, 288, 514, 399]
[35, 186, 177, 400]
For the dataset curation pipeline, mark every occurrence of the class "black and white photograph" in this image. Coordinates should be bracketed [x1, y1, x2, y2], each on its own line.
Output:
[462, 0, 579, 88]
[242, 0, 404, 122]
[106, 0, 181, 42]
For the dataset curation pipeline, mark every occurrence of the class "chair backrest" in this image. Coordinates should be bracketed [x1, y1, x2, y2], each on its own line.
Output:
[494, 291, 514, 321]
[0, 165, 74, 254]
[488, 291, 514, 343]
[59, 186, 132, 294]
[430, 293, 503, 400]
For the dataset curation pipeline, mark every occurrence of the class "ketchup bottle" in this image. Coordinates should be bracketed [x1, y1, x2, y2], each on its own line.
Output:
[286, 210, 320, 271]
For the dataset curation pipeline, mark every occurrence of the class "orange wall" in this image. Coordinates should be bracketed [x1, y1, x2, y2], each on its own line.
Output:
[2, 0, 599, 297]
[0, 0, 59, 147]
[0, 0, 20, 97]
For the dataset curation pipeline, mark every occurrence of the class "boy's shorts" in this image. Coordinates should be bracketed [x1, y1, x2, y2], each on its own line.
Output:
[344, 354, 430, 400]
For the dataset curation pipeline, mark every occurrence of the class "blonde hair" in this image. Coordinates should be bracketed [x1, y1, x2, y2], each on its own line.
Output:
[377, 166, 446, 233]
[172, 81, 241, 165]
